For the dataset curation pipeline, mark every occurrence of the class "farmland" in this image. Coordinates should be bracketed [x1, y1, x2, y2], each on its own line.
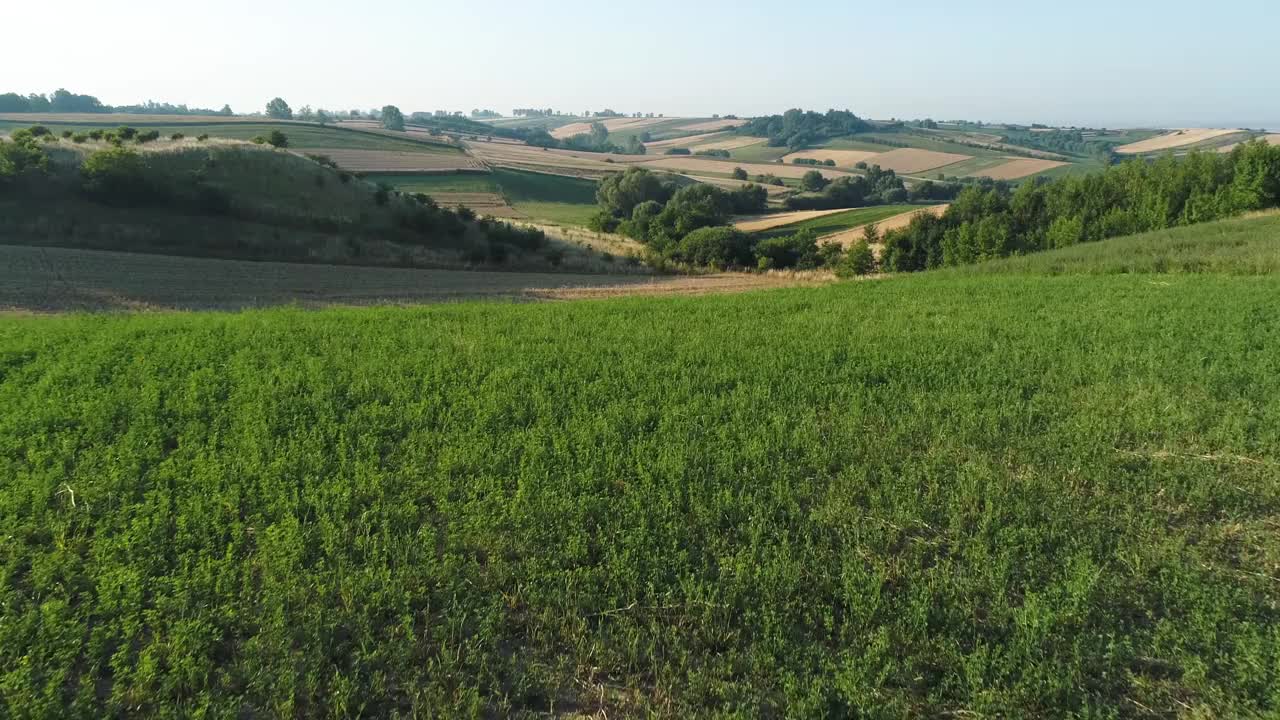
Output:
[1114, 128, 1242, 154]
[745, 204, 923, 240]
[2, 213, 1279, 716]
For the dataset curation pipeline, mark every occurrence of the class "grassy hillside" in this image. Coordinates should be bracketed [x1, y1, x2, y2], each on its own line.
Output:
[954, 211, 1280, 276]
[376, 168, 601, 227]
[0, 135, 590, 271]
[2, 215, 1278, 717]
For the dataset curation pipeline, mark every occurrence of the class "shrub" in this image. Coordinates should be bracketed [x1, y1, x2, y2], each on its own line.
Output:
[664, 148, 692, 155]
[588, 210, 620, 233]
[668, 226, 753, 268]
[61, 130, 73, 139]
[456, 205, 477, 221]
[266, 130, 289, 148]
[732, 167, 748, 181]
[307, 154, 338, 169]
[838, 238, 878, 277]
[115, 126, 138, 141]
[196, 134, 209, 142]
[135, 130, 161, 144]
[27, 125, 51, 137]
[80, 146, 162, 206]
[800, 170, 829, 192]
[88, 129, 105, 140]
[753, 229, 819, 269]
[374, 183, 392, 206]
[0, 136, 49, 182]
[170, 133, 185, 141]
[71, 133, 88, 144]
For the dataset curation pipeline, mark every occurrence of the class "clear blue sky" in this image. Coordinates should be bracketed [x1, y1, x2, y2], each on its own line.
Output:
[8, 0, 1278, 128]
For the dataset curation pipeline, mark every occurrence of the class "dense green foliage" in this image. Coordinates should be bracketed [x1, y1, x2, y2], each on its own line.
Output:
[381, 105, 406, 132]
[265, 97, 293, 120]
[3, 233, 1279, 715]
[785, 166, 910, 210]
[737, 109, 873, 149]
[881, 140, 1280, 272]
[0, 89, 228, 116]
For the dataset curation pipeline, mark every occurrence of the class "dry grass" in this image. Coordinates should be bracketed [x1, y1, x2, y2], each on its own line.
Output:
[732, 208, 852, 233]
[643, 132, 727, 151]
[1218, 134, 1280, 153]
[430, 193, 522, 217]
[0, 113, 295, 124]
[781, 149, 882, 168]
[973, 158, 1070, 180]
[0, 245, 817, 312]
[301, 148, 485, 172]
[1115, 128, 1240, 155]
[862, 149, 971, 174]
[822, 205, 950, 246]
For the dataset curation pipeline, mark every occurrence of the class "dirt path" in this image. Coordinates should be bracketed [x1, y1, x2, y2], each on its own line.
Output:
[0, 245, 823, 312]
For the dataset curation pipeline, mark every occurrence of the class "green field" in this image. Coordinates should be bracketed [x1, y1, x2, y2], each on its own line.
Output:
[371, 173, 501, 195]
[3, 215, 1278, 716]
[728, 141, 791, 163]
[372, 168, 600, 226]
[752, 204, 919, 239]
[0, 120, 459, 154]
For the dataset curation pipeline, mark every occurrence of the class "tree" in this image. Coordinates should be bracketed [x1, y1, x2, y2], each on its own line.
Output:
[596, 167, 674, 218]
[219, 104, 233, 116]
[381, 105, 405, 131]
[732, 167, 748, 181]
[589, 122, 609, 147]
[668, 226, 753, 268]
[840, 238, 877, 276]
[801, 169, 829, 193]
[266, 130, 289, 148]
[265, 97, 292, 119]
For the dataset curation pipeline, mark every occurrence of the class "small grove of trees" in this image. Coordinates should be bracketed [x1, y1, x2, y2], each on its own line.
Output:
[785, 165, 921, 211]
[0, 89, 232, 115]
[381, 105, 405, 131]
[265, 97, 293, 120]
[880, 141, 1280, 272]
[737, 109, 873, 150]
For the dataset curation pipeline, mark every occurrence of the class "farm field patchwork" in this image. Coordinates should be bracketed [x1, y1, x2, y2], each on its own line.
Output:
[781, 148, 882, 168]
[1114, 128, 1241, 154]
[972, 158, 1071, 180]
[550, 117, 673, 139]
[303, 148, 484, 172]
[1218, 134, 1280, 152]
[672, 117, 748, 132]
[643, 156, 854, 180]
[748, 204, 923, 240]
[857, 148, 972, 174]
[732, 208, 856, 233]
[2, 226, 1279, 716]
[822, 204, 950, 246]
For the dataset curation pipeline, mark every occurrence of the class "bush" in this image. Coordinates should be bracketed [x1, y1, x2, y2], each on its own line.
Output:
[838, 238, 878, 276]
[88, 129, 105, 140]
[588, 210, 621, 233]
[71, 133, 88, 144]
[115, 126, 138, 141]
[266, 130, 289, 148]
[456, 205, 477, 221]
[136, 130, 161, 144]
[170, 133, 185, 141]
[732, 167, 748, 181]
[374, 183, 392, 206]
[668, 226, 753, 268]
[753, 229, 819, 269]
[0, 136, 49, 183]
[800, 170, 829, 192]
[61, 130, 73, 139]
[664, 148, 691, 155]
[80, 146, 162, 206]
[196, 134, 209, 142]
[27, 125, 51, 137]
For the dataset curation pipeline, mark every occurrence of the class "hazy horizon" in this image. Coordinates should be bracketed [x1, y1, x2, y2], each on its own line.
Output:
[8, 0, 1278, 129]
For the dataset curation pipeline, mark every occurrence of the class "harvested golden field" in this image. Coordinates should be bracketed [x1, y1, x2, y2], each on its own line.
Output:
[674, 118, 749, 132]
[643, 131, 726, 151]
[863, 149, 970, 174]
[1115, 128, 1240, 154]
[0, 245, 816, 312]
[732, 208, 852, 233]
[302, 148, 485, 172]
[644, 157, 853, 180]
[430, 193, 522, 218]
[781, 149, 882, 167]
[692, 136, 767, 152]
[974, 158, 1070, 180]
[822, 204, 949, 246]
[1218, 134, 1280, 152]
[550, 117, 672, 140]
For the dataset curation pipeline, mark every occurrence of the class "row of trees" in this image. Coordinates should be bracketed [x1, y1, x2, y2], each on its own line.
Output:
[0, 89, 231, 115]
[737, 109, 873, 150]
[583, 167, 885, 272]
[880, 141, 1280, 272]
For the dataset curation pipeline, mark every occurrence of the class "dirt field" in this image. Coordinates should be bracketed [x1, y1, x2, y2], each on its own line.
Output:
[642, 157, 853, 180]
[732, 209, 852, 233]
[821, 205, 949, 246]
[643, 132, 726, 151]
[1115, 128, 1240, 154]
[303, 148, 485, 172]
[781, 149, 882, 168]
[465, 140, 620, 174]
[673, 118, 749, 133]
[861, 149, 971, 174]
[1217, 134, 1280, 152]
[0, 245, 818, 311]
[974, 158, 1070, 180]
[550, 117, 673, 140]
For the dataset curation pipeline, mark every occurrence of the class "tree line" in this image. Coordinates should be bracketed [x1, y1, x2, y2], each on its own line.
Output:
[880, 141, 1280, 272]
[0, 89, 231, 116]
[736, 109, 873, 150]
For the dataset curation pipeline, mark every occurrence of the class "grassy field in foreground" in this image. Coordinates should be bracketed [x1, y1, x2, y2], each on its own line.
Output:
[753, 204, 917, 239]
[3, 215, 1279, 716]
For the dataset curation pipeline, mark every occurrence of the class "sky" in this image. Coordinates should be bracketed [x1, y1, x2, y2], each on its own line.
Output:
[6, 0, 1278, 128]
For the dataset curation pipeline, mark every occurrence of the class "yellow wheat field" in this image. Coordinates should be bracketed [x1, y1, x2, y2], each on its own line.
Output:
[781, 149, 882, 168]
[732, 208, 853, 233]
[861, 149, 970, 174]
[1114, 128, 1240, 155]
[974, 158, 1069, 180]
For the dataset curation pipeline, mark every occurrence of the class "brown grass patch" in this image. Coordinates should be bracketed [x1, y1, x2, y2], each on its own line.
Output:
[1115, 128, 1240, 155]
[863, 149, 970, 174]
[974, 158, 1069, 180]
[782, 149, 882, 168]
